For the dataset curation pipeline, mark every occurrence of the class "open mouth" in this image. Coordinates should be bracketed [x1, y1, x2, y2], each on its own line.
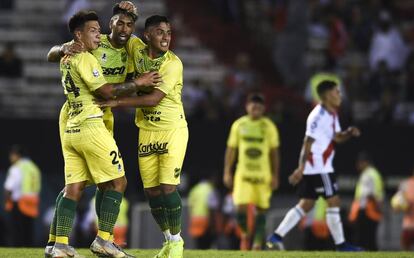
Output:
[160, 41, 168, 47]
[119, 34, 128, 41]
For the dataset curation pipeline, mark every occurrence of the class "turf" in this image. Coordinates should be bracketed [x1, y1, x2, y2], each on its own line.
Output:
[0, 248, 411, 258]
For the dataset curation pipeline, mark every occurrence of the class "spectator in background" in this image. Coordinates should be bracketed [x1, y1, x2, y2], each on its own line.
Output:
[0, 42, 23, 78]
[188, 175, 221, 249]
[84, 194, 130, 248]
[4, 145, 41, 247]
[369, 11, 410, 72]
[349, 152, 384, 251]
[391, 168, 414, 251]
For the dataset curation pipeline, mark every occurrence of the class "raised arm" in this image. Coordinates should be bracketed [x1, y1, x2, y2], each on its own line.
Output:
[47, 42, 84, 62]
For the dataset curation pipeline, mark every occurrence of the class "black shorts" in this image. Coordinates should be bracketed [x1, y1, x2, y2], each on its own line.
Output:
[297, 173, 338, 199]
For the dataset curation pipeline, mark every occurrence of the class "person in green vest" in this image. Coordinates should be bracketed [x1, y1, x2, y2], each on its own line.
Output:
[86, 194, 130, 247]
[348, 152, 384, 250]
[188, 176, 220, 249]
[4, 145, 41, 247]
[301, 197, 333, 250]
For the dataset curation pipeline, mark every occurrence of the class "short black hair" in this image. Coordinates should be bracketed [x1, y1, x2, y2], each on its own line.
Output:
[9, 144, 27, 157]
[247, 92, 265, 104]
[112, 3, 138, 22]
[68, 10, 99, 34]
[145, 15, 169, 30]
[316, 80, 337, 98]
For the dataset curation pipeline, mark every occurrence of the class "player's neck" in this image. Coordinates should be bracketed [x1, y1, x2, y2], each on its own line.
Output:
[108, 34, 123, 49]
[321, 103, 337, 114]
[147, 47, 166, 59]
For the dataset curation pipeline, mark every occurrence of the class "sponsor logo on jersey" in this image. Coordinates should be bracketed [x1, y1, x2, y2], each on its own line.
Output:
[142, 109, 161, 122]
[101, 53, 107, 62]
[242, 176, 264, 184]
[138, 142, 168, 157]
[245, 147, 262, 159]
[174, 168, 181, 178]
[93, 69, 100, 77]
[102, 66, 126, 76]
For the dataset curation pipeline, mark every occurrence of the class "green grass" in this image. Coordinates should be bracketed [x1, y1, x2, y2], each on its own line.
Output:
[0, 248, 411, 258]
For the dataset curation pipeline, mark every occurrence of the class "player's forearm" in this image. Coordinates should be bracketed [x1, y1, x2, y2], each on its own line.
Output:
[271, 148, 280, 178]
[117, 94, 160, 108]
[111, 81, 139, 97]
[224, 147, 236, 175]
[334, 131, 352, 143]
[47, 45, 63, 62]
[298, 137, 313, 168]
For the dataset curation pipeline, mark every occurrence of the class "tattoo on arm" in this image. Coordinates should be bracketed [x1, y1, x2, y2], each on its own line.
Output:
[112, 82, 137, 97]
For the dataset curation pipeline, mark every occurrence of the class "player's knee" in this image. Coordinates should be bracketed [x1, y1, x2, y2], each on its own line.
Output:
[145, 186, 162, 197]
[326, 195, 340, 207]
[160, 184, 176, 194]
[112, 176, 127, 193]
[64, 182, 86, 201]
[298, 199, 315, 213]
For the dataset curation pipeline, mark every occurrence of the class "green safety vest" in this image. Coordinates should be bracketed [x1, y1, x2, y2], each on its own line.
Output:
[17, 159, 41, 195]
[313, 196, 327, 221]
[355, 166, 384, 201]
[310, 73, 341, 103]
[188, 181, 213, 217]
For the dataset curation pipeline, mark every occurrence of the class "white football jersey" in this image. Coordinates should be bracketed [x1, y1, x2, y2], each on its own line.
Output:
[304, 104, 341, 175]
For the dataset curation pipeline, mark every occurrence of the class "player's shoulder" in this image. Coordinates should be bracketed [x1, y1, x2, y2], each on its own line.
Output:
[307, 104, 326, 121]
[127, 35, 146, 49]
[165, 51, 183, 67]
[261, 116, 276, 126]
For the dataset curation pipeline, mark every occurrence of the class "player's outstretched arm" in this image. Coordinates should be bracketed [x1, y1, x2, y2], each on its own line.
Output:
[289, 136, 314, 185]
[223, 147, 237, 189]
[96, 71, 162, 100]
[334, 126, 361, 144]
[47, 42, 84, 62]
[98, 88, 166, 107]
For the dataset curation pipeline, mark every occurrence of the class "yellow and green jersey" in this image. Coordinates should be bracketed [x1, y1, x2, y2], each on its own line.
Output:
[60, 51, 106, 127]
[92, 35, 134, 132]
[227, 116, 280, 180]
[60, 36, 134, 131]
[127, 37, 187, 131]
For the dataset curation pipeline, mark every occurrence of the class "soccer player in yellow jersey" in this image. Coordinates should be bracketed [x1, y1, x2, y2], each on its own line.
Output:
[51, 10, 159, 258]
[100, 15, 187, 258]
[223, 93, 280, 250]
[44, 4, 155, 258]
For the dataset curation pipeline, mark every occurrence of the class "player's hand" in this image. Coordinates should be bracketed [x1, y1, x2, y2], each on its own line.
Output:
[60, 41, 84, 56]
[134, 71, 162, 87]
[288, 167, 304, 186]
[96, 99, 119, 108]
[119, 1, 138, 15]
[223, 172, 233, 189]
[347, 126, 361, 137]
[271, 176, 279, 190]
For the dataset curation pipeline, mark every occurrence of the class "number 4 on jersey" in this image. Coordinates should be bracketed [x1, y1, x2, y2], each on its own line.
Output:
[65, 72, 80, 97]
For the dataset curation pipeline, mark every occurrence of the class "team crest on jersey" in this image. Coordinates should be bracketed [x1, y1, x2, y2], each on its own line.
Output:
[101, 53, 107, 62]
[93, 69, 100, 77]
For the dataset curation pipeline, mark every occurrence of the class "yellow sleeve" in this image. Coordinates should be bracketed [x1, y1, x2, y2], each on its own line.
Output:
[126, 35, 146, 56]
[156, 59, 182, 95]
[227, 121, 239, 148]
[268, 120, 280, 148]
[76, 53, 107, 91]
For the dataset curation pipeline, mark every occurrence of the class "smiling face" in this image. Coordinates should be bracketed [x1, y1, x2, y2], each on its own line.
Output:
[144, 22, 171, 55]
[75, 20, 101, 51]
[109, 13, 135, 48]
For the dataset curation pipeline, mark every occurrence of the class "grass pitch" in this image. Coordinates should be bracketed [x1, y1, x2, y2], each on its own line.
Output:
[0, 248, 411, 258]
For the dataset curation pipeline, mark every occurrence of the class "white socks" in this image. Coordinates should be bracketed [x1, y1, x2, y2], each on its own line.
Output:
[170, 232, 182, 242]
[275, 205, 305, 237]
[163, 230, 171, 241]
[326, 207, 345, 245]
